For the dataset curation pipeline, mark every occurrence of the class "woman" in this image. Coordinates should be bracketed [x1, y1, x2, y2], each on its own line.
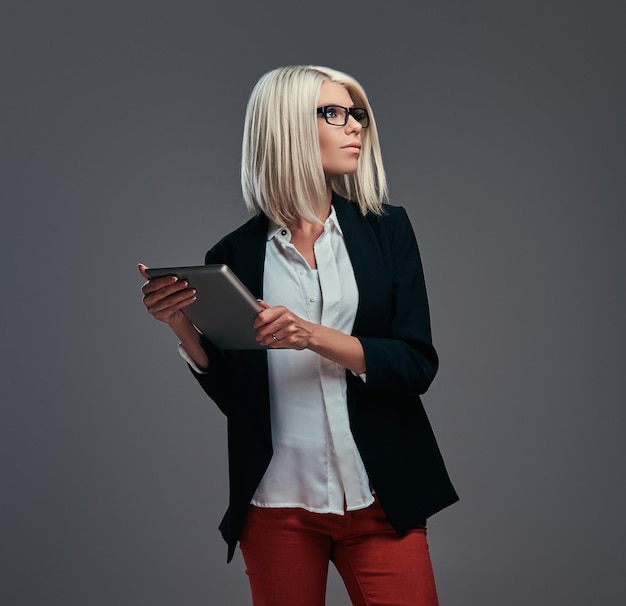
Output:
[139, 65, 458, 606]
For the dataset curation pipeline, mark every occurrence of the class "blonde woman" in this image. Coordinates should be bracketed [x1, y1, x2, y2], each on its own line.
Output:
[140, 65, 458, 606]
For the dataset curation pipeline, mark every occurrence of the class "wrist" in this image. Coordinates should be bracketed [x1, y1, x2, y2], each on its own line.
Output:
[306, 321, 321, 350]
[168, 313, 196, 342]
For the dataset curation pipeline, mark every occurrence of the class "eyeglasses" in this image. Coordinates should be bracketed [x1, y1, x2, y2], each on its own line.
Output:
[316, 105, 370, 128]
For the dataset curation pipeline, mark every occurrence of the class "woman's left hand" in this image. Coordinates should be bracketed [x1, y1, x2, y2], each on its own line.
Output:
[253, 301, 314, 350]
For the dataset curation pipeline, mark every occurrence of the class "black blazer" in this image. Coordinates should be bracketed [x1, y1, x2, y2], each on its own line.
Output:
[191, 193, 459, 562]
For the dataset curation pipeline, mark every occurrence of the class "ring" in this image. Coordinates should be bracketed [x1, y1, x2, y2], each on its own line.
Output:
[272, 333, 278, 342]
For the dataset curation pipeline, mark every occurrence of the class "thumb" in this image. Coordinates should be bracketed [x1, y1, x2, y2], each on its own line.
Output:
[257, 299, 271, 310]
[138, 263, 150, 280]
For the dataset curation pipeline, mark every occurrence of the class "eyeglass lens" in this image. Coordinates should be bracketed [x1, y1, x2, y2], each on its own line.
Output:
[319, 106, 369, 127]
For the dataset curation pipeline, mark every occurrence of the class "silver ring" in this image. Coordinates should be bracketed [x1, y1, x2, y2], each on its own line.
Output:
[272, 333, 278, 342]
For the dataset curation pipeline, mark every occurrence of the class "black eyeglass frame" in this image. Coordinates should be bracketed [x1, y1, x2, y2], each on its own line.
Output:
[316, 105, 370, 128]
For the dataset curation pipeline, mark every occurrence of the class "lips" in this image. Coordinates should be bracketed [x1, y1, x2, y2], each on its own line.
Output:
[341, 142, 361, 151]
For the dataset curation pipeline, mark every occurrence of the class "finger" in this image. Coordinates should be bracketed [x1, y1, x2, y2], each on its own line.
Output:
[146, 287, 196, 314]
[138, 263, 150, 280]
[142, 275, 185, 296]
[253, 305, 286, 329]
[257, 316, 296, 346]
[152, 294, 197, 323]
[258, 331, 281, 348]
[137, 263, 178, 292]
[143, 283, 193, 315]
[264, 329, 300, 350]
[255, 321, 278, 345]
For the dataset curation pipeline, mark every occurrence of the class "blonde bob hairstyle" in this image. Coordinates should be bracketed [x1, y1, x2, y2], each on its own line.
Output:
[241, 65, 388, 225]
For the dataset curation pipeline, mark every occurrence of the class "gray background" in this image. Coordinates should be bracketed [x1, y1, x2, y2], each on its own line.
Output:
[2, 1, 625, 604]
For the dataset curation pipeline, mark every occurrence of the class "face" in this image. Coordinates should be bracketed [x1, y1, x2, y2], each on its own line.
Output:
[317, 81, 364, 177]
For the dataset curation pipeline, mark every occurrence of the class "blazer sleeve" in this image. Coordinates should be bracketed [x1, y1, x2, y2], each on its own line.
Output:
[355, 207, 439, 397]
[184, 237, 241, 416]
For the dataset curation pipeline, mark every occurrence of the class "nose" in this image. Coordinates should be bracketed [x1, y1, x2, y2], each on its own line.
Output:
[345, 114, 363, 134]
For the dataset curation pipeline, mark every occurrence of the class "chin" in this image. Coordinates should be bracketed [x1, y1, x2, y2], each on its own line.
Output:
[326, 163, 359, 176]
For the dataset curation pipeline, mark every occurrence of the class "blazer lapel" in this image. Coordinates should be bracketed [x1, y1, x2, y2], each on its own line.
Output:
[332, 194, 391, 337]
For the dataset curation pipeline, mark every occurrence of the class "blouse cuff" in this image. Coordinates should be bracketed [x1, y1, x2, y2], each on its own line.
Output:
[178, 343, 208, 375]
[351, 370, 367, 383]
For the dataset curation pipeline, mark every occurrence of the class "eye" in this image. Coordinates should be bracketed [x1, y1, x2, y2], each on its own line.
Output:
[351, 108, 368, 123]
[323, 106, 339, 119]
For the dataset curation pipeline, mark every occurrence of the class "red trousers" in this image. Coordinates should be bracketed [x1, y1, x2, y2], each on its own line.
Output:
[238, 498, 439, 606]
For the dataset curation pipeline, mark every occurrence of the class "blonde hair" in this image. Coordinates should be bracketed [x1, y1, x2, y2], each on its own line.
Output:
[241, 65, 388, 225]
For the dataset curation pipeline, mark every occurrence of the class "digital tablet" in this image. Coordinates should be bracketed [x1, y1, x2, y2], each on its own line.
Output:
[146, 264, 265, 350]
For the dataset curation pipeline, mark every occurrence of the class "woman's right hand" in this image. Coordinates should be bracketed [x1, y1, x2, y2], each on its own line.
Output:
[138, 263, 197, 327]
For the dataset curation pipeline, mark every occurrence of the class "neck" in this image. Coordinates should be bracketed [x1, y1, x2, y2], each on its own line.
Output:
[287, 188, 332, 232]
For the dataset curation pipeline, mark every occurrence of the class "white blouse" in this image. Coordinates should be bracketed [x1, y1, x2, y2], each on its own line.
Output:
[181, 207, 374, 515]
